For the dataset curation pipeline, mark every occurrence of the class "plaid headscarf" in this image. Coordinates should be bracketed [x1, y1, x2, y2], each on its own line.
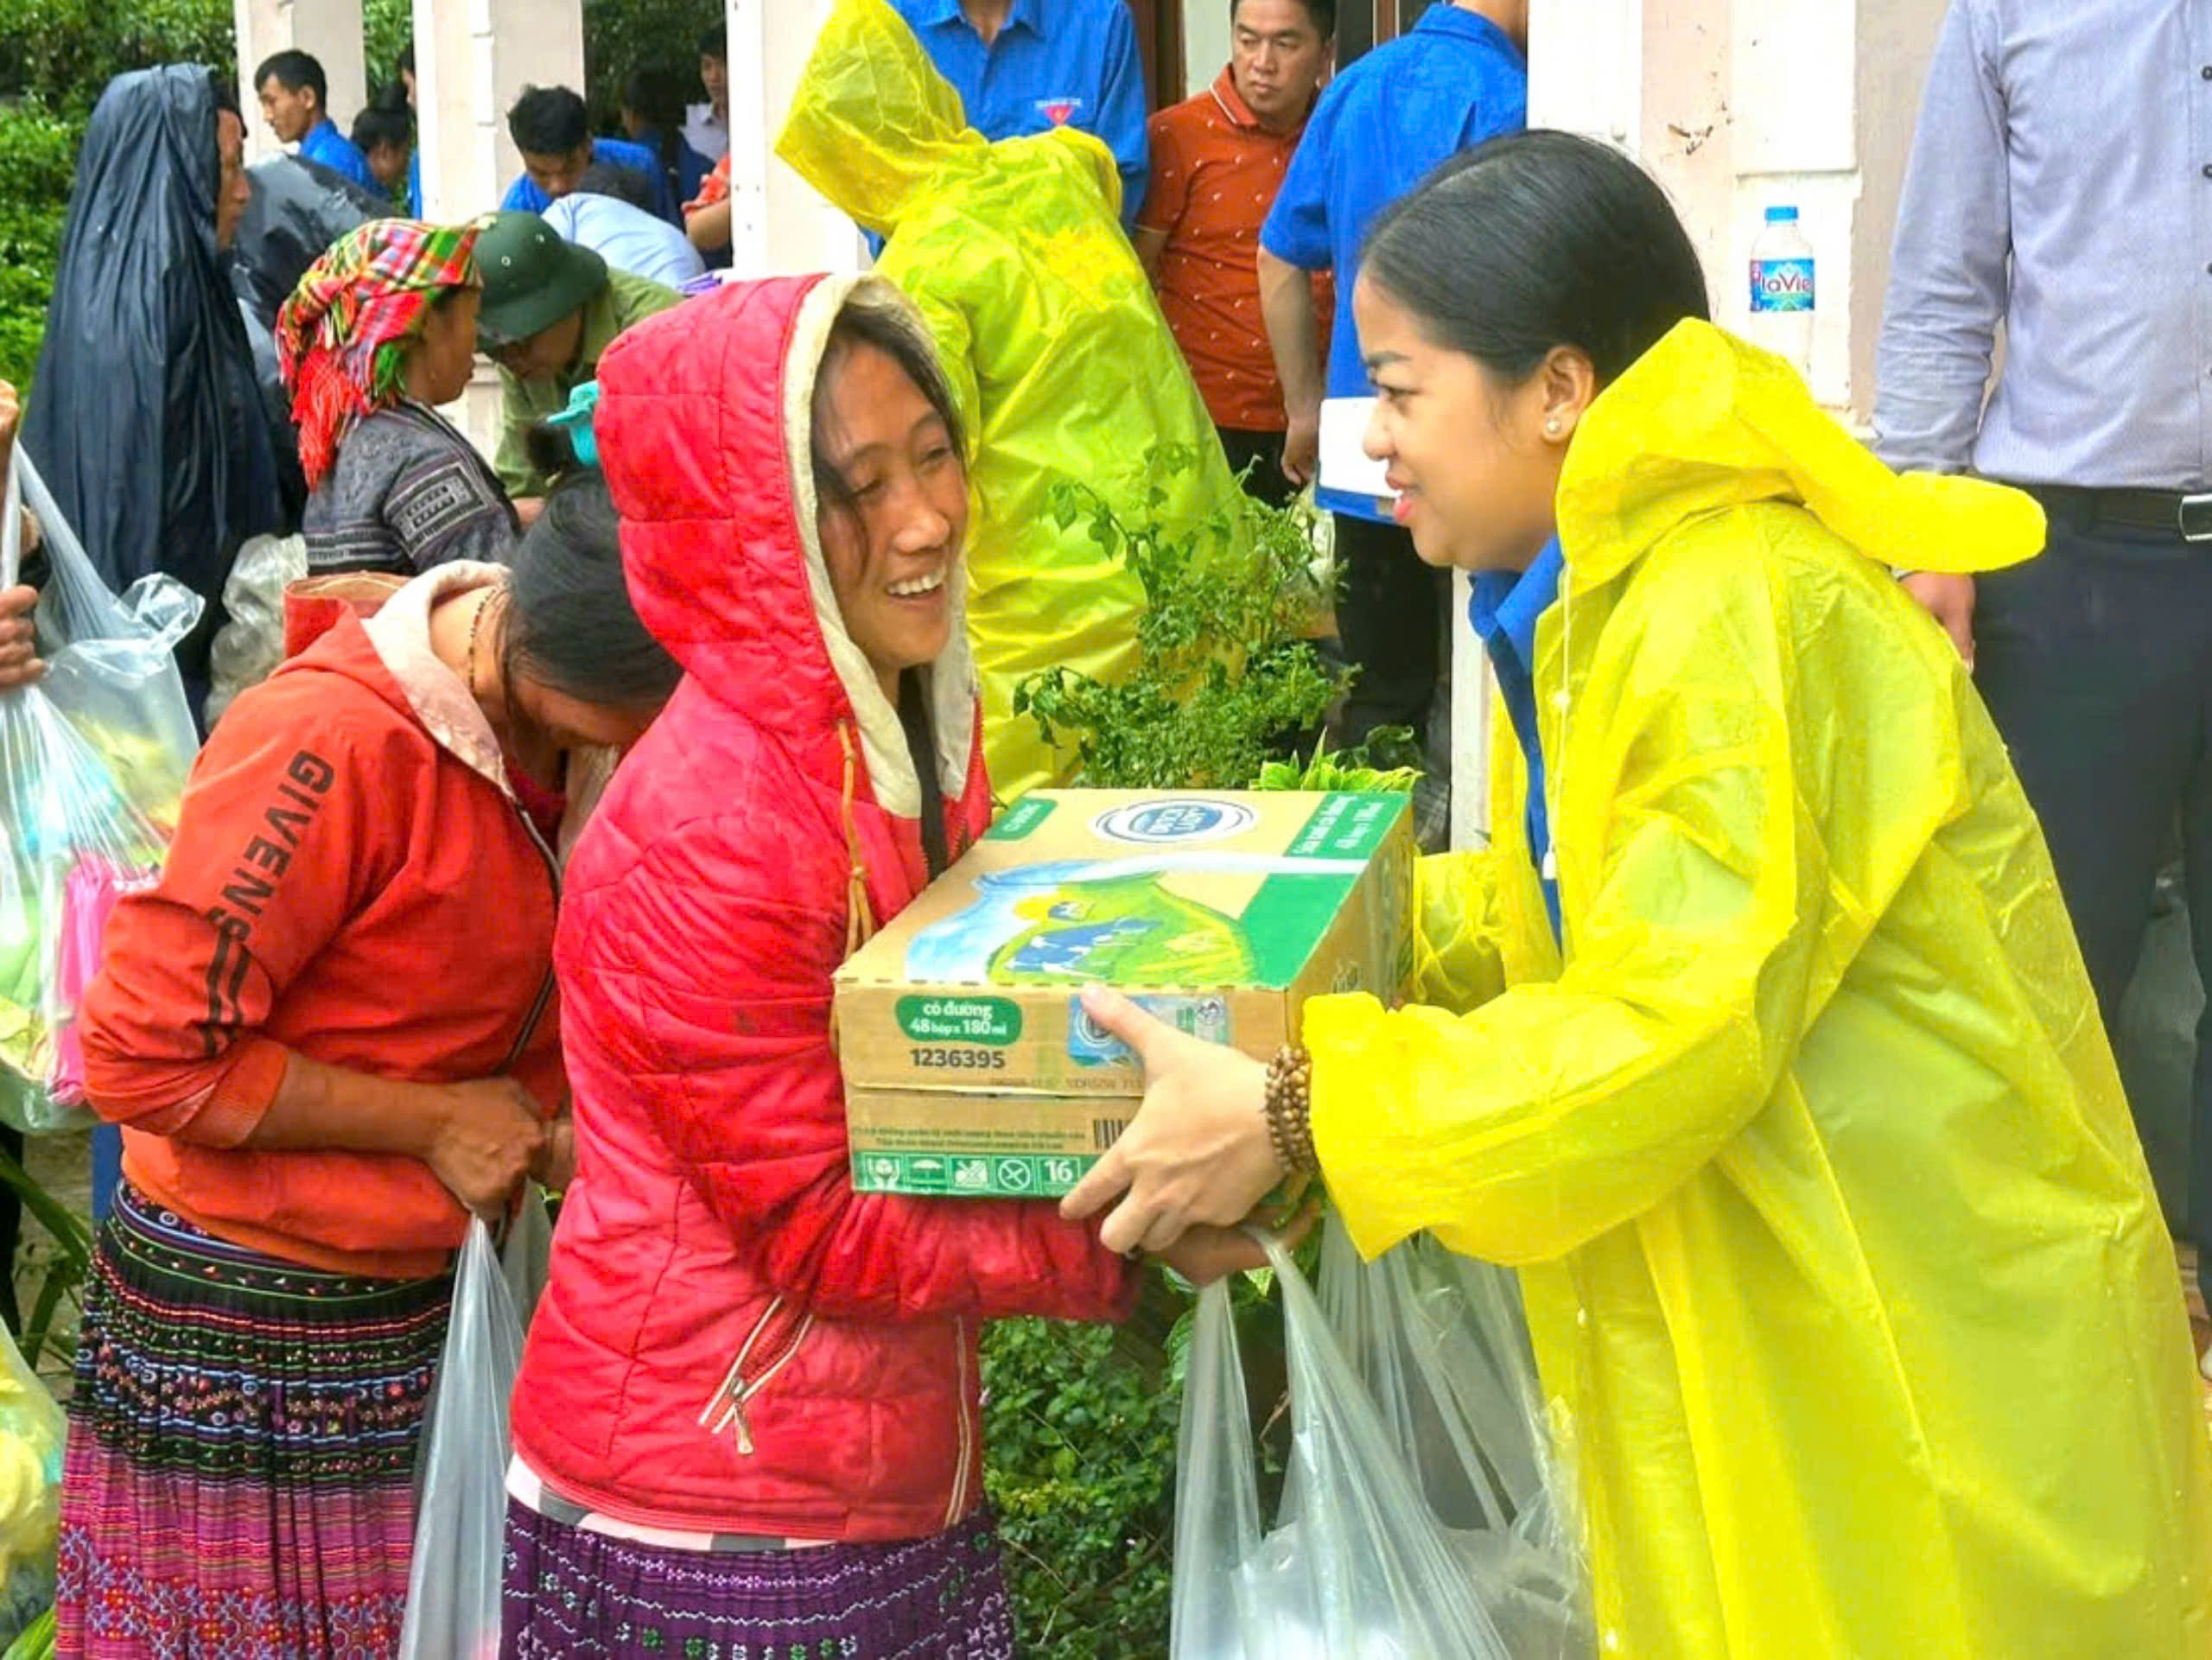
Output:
[277, 219, 481, 492]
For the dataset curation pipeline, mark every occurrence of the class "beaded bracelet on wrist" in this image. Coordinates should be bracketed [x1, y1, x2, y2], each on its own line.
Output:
[1262, 1043, 1319, 1175]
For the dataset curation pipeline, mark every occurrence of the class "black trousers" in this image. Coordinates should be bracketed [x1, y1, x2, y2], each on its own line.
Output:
[1971, 494, 2212, 1259]
[1332, 511, 1447, 747]
[1216, 427, 1299, 511]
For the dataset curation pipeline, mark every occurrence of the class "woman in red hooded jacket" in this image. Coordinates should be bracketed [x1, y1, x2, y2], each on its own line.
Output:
[503, 275, 1252, 1657]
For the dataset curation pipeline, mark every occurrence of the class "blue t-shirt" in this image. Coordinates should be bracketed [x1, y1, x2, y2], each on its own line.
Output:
[1262, 6, 1527, 519]
[1469, 537, 1565, 942]
[502, 136, 679, 226]
[298, 117, 379, 194]
[889, 0, 1149, 229]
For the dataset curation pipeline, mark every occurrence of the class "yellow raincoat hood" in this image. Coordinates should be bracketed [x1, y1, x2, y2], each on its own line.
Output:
[776, 0, 1122, 236]
[779, 0, 1231, 796]
[1307, 321, 2212, 1657]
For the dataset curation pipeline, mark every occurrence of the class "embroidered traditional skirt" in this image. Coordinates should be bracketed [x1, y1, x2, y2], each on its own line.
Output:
[500, 1473, 1015, 1660]
[57, 1183, 451, 1658]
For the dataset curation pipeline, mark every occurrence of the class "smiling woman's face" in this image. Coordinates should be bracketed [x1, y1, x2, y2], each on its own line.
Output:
[1353, 272, 1579, 576]
[813, 338, 969, 703]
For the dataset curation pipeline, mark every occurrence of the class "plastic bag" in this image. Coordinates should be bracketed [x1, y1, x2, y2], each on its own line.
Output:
[0, 448, 202, 1132]
[500, 1185, 555, 1334]
[399, 1217, 523, 1660]
[0, 1322, 64, 1648]
[1172, 1231, 1516, 1660]
[205, 533, 306, 726]
[1312, 1221, 1592, 1659]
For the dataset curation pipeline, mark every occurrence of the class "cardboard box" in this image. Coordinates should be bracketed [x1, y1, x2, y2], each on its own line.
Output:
[836, 790, 1414, 1196]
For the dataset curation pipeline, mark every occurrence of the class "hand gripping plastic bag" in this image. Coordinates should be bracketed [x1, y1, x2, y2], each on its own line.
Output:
[0, 448, 202, 1132]
[399, 1217, 524, 1660]
[1172, 1231, 1518, 1660]
[1311, 1220, 1592, 1659]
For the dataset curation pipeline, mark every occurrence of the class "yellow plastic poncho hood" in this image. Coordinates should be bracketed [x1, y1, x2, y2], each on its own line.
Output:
[779, 0, 1233, 797]
[1309, 321, 2212, 1657]
[775, 0, 1122, 236]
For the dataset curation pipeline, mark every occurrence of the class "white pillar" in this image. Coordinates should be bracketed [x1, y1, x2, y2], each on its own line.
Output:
[725, 0, 868, 274]
[233, 0, 366, 162]
[1447, 0, 1950, 853]
[413, 0, 586, 457]
[1184, 3, 1230, 91]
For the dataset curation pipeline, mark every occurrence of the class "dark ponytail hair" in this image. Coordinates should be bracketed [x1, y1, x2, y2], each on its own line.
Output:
[1362, 130, 1710, 390]
[503, 474, 681, 708]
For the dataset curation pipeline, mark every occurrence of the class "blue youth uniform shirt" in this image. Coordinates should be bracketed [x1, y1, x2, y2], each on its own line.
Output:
[1469, 536, 1566, 942]
[502, 136, 679, 225]
[889, 0, 1149, 229]
[298, 117, 379, 194]
[1261, 6, 1527, 520]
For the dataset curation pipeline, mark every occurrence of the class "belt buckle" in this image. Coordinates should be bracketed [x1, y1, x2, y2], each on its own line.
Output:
[2180, 493, 2212, 543]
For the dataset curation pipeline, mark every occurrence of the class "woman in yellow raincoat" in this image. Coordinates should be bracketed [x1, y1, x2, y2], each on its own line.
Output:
[1064, 132, 2212, 1657]
[777, 0, 1243, 798]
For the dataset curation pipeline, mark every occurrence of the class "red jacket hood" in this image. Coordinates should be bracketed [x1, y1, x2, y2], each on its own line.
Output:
[594, 272, 980, 820]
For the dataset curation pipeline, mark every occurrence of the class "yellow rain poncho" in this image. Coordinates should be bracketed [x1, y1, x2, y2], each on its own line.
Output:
[778, 0, 1243, 798]
[1306, 321, 2212, 1657]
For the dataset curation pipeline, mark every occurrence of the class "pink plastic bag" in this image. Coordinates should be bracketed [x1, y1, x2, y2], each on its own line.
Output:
[48, 855, 157, 1107]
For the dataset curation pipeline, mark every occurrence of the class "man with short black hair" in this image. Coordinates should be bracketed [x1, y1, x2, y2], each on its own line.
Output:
[502, 85, 677, 225]
[1136, 0, 1333, 506]
[254, 48, 378, 192]
[685, 22, 732, 162]
[888, 0, 1149, 229]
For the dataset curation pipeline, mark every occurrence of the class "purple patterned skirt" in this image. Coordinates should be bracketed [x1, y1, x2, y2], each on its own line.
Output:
[500, 1498, 1016, 1659]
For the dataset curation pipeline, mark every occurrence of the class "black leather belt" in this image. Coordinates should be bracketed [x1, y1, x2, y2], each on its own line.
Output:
[2028, 485, 2212, 543]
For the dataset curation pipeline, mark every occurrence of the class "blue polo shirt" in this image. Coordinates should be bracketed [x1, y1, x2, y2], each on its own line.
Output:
[502, 137, 678, 226]
[1469, 537, 1565, 941]
[889, 0, 1149, 229]
[1261, 6, 1527, 520]
[298, 117, 378, 194]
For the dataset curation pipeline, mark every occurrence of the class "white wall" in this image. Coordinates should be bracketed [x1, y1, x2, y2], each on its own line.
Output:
[410, 0, 588, 455]
[1185, 1, 1232, 90]
[724, 0, 867, 276]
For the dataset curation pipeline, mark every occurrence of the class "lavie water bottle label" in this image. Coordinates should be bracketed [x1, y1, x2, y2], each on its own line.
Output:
[1751, 258, 1815, 314]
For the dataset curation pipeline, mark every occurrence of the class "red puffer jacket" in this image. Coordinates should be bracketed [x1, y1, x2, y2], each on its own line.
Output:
[509, 273, 1140, 1542]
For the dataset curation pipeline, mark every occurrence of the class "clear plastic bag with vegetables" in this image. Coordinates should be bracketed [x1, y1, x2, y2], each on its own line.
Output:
[0, 447, 201, 1131]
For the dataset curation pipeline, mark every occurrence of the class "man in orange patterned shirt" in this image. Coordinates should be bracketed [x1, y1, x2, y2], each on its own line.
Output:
[1135, 0, 1332, 506]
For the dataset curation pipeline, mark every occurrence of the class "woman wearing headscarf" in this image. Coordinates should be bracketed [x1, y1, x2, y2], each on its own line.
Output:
[278, 218, 518, 576]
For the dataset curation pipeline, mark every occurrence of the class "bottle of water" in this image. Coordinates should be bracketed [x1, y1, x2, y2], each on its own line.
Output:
[1748, 205, 1815, 381]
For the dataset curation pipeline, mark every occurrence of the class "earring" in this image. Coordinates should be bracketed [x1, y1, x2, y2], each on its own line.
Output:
[1544, 418, 1562, 436]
